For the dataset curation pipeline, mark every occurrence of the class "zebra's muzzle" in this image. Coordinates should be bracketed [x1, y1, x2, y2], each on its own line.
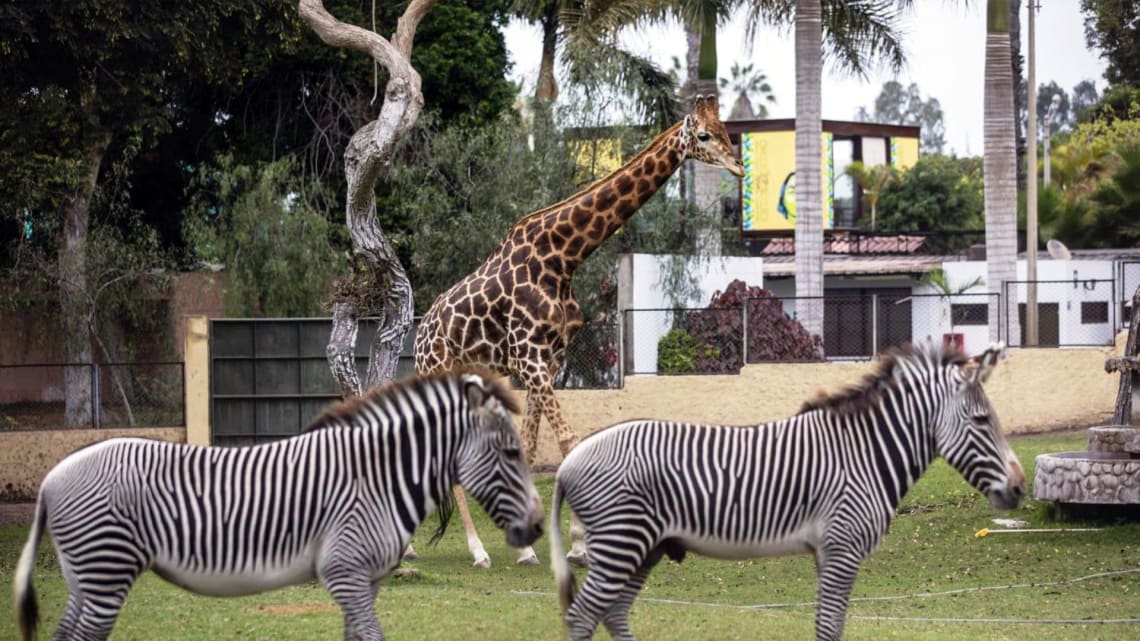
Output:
[507, 520, 543, 547]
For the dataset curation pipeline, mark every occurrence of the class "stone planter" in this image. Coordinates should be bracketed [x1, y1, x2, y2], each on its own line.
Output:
[1034, 450, 1140, 505]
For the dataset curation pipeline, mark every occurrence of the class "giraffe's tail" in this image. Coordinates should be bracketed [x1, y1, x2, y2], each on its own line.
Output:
[549, 478, 578, 620]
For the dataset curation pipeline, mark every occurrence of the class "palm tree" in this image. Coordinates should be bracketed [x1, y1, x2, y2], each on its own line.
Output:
[741, 0, 910, 350]
[719, 62, 777, 119]
[844, 160, 897, 230]
[984, 0, 1019, 345]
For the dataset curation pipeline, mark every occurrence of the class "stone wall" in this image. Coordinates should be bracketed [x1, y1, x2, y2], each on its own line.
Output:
[0, 428, 185, 500]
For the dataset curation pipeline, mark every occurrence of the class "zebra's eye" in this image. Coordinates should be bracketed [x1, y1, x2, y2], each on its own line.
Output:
[697, 131, 711, 142]
[971, 414, 990, 424]
[502, 447, 521, 460]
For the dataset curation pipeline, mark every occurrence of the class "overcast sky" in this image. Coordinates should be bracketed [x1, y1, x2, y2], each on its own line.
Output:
[503, 2, 1107, 156]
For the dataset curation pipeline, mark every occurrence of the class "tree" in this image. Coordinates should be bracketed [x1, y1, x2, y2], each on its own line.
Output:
[0, 1, 282, 426]
[1082, 0, 1140, 87]
[184, 155, 344, 317]
[984, 0, 1020, 345]
[719, 62, 777, 119]
[843, 161, 897, 230]
[298, 0, 433, 397]
[1071, 78, 1101, 123]
[862, 80, 947, 154]
[873, 156, 985, 232]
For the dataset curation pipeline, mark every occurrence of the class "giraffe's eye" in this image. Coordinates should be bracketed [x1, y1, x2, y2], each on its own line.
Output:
[697, 132, 711, 142]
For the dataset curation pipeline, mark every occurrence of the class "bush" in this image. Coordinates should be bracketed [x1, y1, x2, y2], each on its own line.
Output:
[657, 328, 700, 374]
[672, 280, 822, 374]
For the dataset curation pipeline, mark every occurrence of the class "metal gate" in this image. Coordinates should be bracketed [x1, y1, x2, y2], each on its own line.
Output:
[209, 318, 415, 446]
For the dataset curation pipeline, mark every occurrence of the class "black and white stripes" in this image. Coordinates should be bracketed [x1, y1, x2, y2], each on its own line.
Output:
[550, 342, 1025, 641]
[13, 368, 543, 641]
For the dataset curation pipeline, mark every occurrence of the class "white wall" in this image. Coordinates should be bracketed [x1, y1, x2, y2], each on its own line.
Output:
[937, 259, 1117, 349]
[618, 254, 763, 374]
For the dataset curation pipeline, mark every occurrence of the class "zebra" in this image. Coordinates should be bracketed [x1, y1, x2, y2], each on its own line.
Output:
[548, 342, 1025, 641]
[13, 368, 543, 641]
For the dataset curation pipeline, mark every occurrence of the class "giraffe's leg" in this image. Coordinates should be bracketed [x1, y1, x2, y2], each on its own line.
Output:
[452, 486, 492, 569]
[520, 365, 588, 566]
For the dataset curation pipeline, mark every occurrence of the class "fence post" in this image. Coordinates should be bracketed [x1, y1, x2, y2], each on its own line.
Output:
[185, 315, 211, 446]
[741, 303, 748, 365]
[871, 293, 879, 357]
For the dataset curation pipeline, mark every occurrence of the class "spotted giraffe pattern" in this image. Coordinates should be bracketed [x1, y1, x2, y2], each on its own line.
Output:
[413, 96, 744, 564]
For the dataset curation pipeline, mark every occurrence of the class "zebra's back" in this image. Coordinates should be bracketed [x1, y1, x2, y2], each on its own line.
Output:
[558, 418, 846, 557]
[41, 434, 398, 596]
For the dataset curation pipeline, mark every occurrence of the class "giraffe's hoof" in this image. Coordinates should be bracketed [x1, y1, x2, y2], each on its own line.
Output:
[566, 550, 589, 568]
[472, 557, 492, 569]
[517, 553, 540, 566]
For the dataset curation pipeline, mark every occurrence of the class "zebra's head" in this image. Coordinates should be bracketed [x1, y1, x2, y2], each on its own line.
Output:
[455, 371, 544, 548]
[934, 342, 1026, 510]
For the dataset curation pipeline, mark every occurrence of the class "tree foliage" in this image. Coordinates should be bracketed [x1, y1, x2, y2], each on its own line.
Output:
[857, 80, 946, 154]
[1081, 0, 1140, 87]
[873, 155, 984, 232]
[184, 155, 344, 317]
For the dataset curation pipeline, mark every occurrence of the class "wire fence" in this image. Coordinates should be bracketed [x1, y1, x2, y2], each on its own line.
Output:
[0, 362, 185, 430]
[622, 288, 1121, 375]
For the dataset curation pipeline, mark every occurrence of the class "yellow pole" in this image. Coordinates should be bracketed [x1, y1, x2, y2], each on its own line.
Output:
[184, 315, 211, 446]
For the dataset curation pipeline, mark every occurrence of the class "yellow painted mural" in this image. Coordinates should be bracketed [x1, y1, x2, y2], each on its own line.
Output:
[741, 130, 919, 232]
[741, 131, 834, 232]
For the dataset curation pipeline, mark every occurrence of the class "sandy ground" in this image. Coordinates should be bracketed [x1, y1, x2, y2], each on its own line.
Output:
[0, 502, 35, 527]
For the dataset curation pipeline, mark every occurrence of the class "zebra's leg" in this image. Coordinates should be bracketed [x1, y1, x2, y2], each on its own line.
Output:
[812, 547, 863, 641]
[601, 547, 665, 641]
[322, 566, 386, 641]
[452, 486, 492, 569]
[50, 593, 81, 641]
[63, 563, 142, 641]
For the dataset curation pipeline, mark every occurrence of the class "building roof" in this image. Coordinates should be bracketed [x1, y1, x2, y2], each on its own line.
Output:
[762, 254, 947, 277]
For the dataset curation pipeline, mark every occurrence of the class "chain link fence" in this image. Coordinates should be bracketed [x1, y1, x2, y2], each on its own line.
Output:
[0, 362, 185, 430]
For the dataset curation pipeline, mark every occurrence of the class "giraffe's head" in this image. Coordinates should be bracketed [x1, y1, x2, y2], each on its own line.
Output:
[681, 95, 745, 178]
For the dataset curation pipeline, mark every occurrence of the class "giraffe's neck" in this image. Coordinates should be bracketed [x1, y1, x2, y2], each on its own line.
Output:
[520, 122, 686, 276]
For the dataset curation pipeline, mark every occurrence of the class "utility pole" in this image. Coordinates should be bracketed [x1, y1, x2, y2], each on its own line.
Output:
[1026, 0, 1039, 347]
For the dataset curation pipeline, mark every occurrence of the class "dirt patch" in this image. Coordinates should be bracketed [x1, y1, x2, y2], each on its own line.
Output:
[252, 603, 338, 616]
[0, 502, 35, 527]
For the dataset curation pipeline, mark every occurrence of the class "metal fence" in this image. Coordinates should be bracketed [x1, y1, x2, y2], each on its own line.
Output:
[624, 292, 1007, 375]
[0, 361, 185, 430]
[1003, 279, 1117, 348]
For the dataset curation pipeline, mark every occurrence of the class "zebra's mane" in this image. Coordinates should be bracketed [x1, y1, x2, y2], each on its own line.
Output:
[797, 342, 969, 417]
[304, 366, 519, 432]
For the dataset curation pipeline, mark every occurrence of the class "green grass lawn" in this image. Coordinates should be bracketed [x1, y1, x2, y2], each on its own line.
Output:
[2, 430, 1138, 640]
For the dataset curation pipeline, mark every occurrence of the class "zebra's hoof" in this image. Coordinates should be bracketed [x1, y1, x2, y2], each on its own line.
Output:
[402, 550, 419, 562]
[566, 551, 589, 568]
[517, 553, 540, 566]
[472, 557, 492, 569]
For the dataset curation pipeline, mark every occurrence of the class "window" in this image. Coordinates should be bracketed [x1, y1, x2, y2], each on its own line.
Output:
[1081, 301, 1109, 324]
[951, 303, 988, 326]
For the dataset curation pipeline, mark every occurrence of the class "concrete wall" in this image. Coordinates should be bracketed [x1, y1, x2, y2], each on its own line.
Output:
[525, 344, 1122, 468]
[0, 427, 185, 500]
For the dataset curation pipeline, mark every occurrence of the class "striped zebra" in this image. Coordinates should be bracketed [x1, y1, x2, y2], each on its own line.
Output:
[13, 368, 543, 641]
[548, 342, 1025, 641]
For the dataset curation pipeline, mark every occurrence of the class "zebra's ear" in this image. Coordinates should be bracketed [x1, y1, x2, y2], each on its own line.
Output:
[462, 374, 494, 413]
[966, 342, 1006, 384]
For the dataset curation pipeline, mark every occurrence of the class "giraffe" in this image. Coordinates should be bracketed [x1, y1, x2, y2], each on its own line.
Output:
[410, 95, 744, 568]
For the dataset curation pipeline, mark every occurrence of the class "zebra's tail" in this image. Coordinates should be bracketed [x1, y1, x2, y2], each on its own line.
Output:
[13, 493, 46, 641]
[549, 478, 578, 620]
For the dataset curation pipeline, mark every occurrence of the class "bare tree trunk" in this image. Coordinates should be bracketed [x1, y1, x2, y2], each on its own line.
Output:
[60, 90, 110, 426]
[299, 0, 434, 395]
[795, 0, 825, 351]
[985, 0, 1020, 345]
